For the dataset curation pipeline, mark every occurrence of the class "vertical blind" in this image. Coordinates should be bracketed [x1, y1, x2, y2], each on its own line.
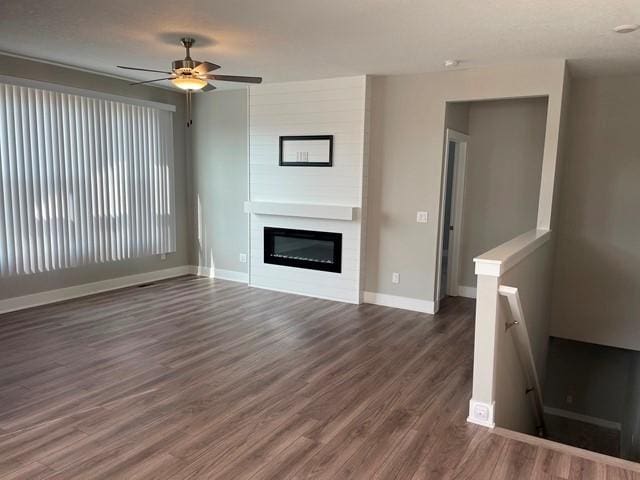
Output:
[0, 81, 176, 277]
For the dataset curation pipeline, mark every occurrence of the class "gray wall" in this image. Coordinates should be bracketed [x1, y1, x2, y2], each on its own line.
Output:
[190, 89, 248, 273]
[551, 75, 640, 351]
[0, 54, 189, 300]
[364, 62, 566, 302]
[544, 337, 632, 423]
[444, 102, 469, 134]
[459, 97, 548, 287]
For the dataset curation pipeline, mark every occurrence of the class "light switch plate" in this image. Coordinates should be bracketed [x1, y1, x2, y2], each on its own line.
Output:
[416, 211, 429, 223]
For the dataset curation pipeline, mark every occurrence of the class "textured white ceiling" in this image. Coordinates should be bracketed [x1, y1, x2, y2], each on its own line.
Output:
[1, 0, 639, 87]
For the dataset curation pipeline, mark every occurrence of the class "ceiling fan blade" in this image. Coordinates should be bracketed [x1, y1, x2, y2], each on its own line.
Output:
[118, 65, 172, 75]
[194, 62, 221, 74]
[202, 83, 217, 92]
[205, 74, 263, 84]
[129, 77, 174, 86]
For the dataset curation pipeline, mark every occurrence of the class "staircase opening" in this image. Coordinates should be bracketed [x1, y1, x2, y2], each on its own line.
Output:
[543, 337, 640, 461]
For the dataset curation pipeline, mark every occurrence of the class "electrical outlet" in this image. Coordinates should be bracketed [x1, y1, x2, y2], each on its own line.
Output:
[239, 253, 247, 263]
[566, 394, 573, 404]
[416, 211, 429, 223]
[392, 272, 400, 284]
[160, 254, 166, 260]
[474, 404, 490, 421]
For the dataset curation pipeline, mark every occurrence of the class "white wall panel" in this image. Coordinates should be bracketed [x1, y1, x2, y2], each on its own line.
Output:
[248, 76, 369, 302]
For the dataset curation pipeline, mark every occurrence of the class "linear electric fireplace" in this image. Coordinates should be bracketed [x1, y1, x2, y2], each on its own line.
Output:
[264, 227, 342, 273]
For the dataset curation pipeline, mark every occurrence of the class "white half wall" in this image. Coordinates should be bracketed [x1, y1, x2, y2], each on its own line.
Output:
[469, 230, 555, 434]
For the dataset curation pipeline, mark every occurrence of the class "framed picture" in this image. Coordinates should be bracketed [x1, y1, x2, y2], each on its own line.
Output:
[279, 135, 333, 166]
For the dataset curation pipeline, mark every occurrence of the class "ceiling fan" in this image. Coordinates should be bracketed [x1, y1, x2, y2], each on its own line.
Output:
[118, 37, 262, 127]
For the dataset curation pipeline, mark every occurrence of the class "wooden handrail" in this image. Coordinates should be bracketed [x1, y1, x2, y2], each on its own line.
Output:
[498, 285, 546, 437]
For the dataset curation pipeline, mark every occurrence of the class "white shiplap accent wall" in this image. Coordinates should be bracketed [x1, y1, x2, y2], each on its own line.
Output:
[249, 76, 369, 303]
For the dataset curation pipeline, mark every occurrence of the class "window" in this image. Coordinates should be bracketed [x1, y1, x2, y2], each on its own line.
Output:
[0, 80, 176, 276]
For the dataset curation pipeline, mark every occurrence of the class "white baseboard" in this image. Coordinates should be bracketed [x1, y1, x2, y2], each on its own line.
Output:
[191, 266, 248, 283]
[215, 269, 249, 283]
[467, 399, 496, 428]
[363, 291, 435, 314]
[543, 406, 622, 431]
[0, 266, 193, 315]
[457, 285, 477, 299]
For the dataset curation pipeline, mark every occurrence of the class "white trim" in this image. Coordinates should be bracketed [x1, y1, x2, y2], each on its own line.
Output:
[457, 286, 477, 299]
[192, 265, 214, 278]
[473, 260, 502, 277]
[246, 87, 252, 287]
[499, 285, 546, 432]
[0, 266, 192, 314]
[0, 74, 177, 112]
[363, 291, 435, 314]
[244, 201, 356, 221]
[435, 129, 469, 306]
[212, 268, 248, 283]
[215, 269, 249, 283]
[250, 283, 358, 304]
[448, 133, 468, 297]
[543, 406, 622, 431]
[467, 399, 496, 428]
[447, 130, 471, 143]
[474, 228, 551, 277]
[191, 266, 249, 283]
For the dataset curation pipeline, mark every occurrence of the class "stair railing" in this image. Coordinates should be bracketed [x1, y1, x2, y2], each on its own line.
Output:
[498, 285, 546, 437]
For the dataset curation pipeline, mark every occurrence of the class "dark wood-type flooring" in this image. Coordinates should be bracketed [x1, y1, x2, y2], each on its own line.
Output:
[0, 276, 639, 479]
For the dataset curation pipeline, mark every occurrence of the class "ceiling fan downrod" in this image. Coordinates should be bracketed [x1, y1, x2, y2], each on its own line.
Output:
[181, 37, 195, 60]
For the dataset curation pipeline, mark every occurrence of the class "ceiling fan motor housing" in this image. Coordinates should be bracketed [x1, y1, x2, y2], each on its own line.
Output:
[172, 59, 202, 75]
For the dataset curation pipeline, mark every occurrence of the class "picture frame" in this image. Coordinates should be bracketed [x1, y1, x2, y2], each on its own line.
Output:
[279, 135, 333, 167]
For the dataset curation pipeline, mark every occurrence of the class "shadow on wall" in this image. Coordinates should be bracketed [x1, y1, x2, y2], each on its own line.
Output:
[552, 142, 640, 349]
[157, 32, 218, 48]
[364, 78, 387, 292]
[553, 238, 640, 343]
[189, 89, 248, 276]
[196, 194, 215, 275]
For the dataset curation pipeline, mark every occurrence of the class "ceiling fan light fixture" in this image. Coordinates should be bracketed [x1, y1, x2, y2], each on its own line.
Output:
[118, 37, 262, 127]
[171, 76, 208, 91]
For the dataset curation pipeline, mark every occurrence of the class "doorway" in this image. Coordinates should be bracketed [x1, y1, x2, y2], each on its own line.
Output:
[436, 129, 469, 303]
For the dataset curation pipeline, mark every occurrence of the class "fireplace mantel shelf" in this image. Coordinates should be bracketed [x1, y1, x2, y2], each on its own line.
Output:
[244, 201, 356, 221]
